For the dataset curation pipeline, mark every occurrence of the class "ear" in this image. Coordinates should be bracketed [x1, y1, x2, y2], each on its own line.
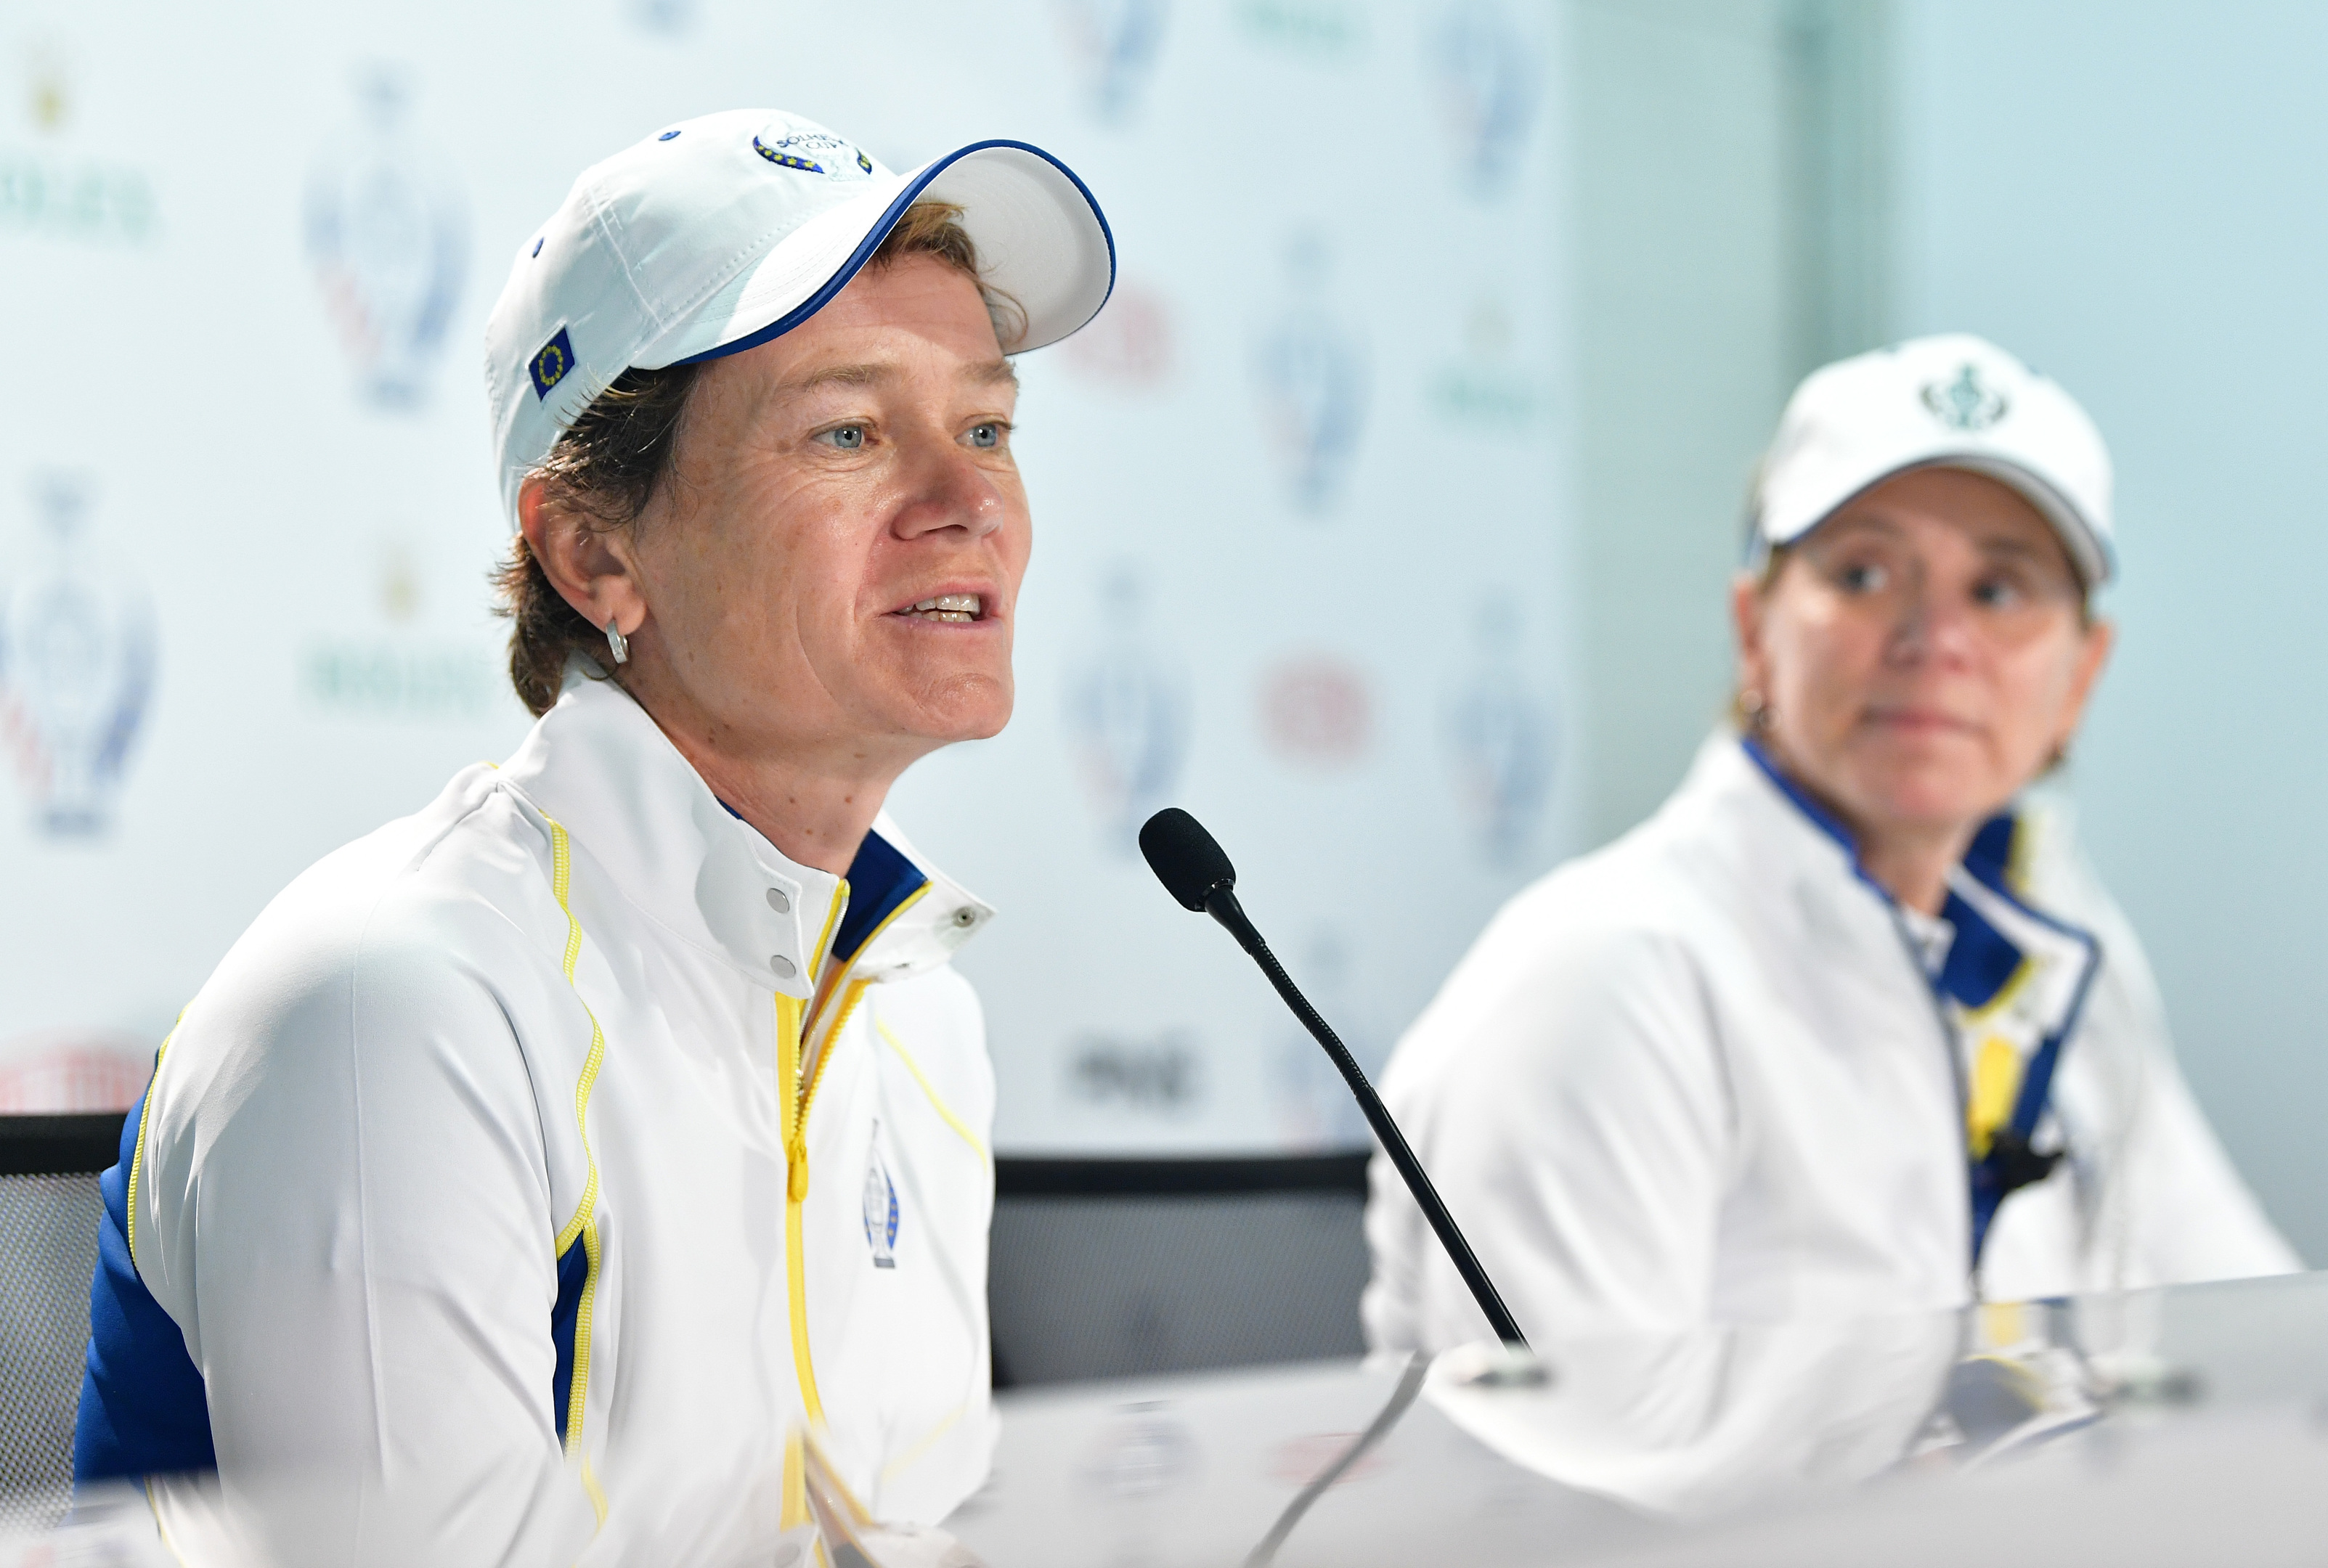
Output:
[518, 475, 647, 641]
[1730, 571, 1770, 700]
[2054, 616, 2116, 746]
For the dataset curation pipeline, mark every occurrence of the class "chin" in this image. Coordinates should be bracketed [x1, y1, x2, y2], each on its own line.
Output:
[1856, 765, 2012, 833]
[902, 674, 1014, 746]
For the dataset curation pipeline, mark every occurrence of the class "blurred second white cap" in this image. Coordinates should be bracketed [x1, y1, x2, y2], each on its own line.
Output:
[1751, 332, 2115, 587]
[484, 108, 1115, 523]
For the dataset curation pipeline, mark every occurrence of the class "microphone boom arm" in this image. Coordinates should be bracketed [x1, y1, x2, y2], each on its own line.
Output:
[1202, 886, 1531, 1349]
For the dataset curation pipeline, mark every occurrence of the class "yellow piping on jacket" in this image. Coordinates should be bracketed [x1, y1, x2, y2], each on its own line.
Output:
[779, 877, 933, 1431]
[125, 1024, 181, 1272]
[542, 814, 611, 1523]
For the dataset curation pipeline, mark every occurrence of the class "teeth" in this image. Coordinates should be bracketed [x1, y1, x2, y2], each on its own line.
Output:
[904, 594, 981, 624]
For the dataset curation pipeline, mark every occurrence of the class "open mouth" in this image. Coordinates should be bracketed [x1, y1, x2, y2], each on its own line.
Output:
[895, 593, 984, 625]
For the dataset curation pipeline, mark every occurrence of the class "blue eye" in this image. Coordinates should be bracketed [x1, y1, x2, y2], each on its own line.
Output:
[967, 422, 1000, 449]
[821, 425, 866, 451]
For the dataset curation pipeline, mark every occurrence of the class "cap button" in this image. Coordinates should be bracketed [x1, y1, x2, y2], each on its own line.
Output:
[767, 887, 791, 914]
[770, 954, 797, 979]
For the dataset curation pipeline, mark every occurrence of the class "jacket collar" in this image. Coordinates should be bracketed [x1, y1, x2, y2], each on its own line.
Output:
[1730, 735, 2094, 1016]
[497, 661, 993, 998]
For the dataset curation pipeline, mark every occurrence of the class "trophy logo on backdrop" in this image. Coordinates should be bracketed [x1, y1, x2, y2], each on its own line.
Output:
[1444, 595, 1555, 862]
[1273, 926, 1378, 1149]
[1250, 234, 1370, 515]
[1258, 653, 1373, 768]
[1428, 0, 1543, 196]
[1054, 0, 1170, 123]
[304, 69, 470, 409]
[624, 0, 701, 33]
[1065, 565, 1189, 852]
[0, 474, 156, 839]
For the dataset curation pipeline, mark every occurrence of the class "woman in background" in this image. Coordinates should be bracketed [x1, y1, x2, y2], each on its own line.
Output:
[1367, 334, 2297, 1349]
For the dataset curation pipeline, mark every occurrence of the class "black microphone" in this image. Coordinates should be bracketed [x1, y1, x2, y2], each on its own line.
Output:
[1138, 807, 1529, 1349]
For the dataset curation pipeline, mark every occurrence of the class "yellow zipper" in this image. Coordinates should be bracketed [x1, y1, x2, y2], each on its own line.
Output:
[778, 878, 932, 1428]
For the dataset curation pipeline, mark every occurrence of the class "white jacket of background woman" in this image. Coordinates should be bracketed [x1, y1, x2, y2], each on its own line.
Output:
[1364, 733, 2298, 1351]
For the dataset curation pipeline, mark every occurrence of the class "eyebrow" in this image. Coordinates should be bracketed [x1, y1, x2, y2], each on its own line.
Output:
[776, 356, 1019, 398]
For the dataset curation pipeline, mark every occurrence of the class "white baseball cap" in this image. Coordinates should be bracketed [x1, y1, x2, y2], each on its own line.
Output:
[484, 109, 1115, 522]
[1750, 332, 2115, 588]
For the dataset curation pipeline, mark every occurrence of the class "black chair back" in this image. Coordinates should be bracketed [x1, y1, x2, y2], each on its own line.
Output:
[0, 1114, 125, 1534]
[988, 1153, 1371, 1389]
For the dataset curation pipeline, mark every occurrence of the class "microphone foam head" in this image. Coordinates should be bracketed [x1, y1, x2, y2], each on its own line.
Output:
[1139, 808, 1237, 912]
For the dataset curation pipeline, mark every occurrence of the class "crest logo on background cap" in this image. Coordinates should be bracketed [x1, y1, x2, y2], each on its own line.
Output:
[1921, 363, 2009, 432]
[752, 129, 874, 181]
[529, 327, 574, 400]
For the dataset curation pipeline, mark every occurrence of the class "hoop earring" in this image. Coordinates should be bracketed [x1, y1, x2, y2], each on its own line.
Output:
[605, 618, 630, 666]
[1740, 688, 1772, 730]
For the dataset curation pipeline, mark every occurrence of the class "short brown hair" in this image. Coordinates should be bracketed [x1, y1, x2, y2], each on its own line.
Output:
[493, 201, 1022, 716]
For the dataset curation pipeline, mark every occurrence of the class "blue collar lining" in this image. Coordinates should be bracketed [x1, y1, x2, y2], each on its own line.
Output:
[715, 799, 930, 965]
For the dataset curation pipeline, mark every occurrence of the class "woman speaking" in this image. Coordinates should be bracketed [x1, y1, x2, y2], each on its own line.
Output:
[1367, 335, 2297, 1349]
[76, 109, 1112, 1563]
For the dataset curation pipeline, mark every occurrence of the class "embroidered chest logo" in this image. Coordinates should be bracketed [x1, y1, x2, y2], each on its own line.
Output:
[1920, 362, 2008, 431]
[863, 1135, 900, 1269]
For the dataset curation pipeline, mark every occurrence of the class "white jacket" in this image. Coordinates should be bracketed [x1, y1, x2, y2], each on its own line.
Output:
[1364, 735, 2298, 1350]
[106, 666, 1000, 1564]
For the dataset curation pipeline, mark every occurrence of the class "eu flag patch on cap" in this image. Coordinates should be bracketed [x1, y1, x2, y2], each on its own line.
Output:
[529, 327, 575, 400]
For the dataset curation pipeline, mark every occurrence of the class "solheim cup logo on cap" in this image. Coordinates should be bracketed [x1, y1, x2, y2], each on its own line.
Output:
[1429, 0, 1544, 196]
[1921, 362, 2010, 433]
[1444, 596, 1555, 862]
[304, 69, 469, 409]
[1250, 234, 1371, 515]
[0, 474, 155, 839]
[1066, 565, 1188, 854]
[752, 127, 874, 181]
[1054, 0, 1170, 123]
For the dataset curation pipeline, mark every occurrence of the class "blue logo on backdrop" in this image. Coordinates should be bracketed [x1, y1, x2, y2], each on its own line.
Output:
[530, 328, 574, 401]
[1054, 0, 1170, 123]
[1065, 565, 1188, 854]
[1250, 235, 1370, 515]
[304, 69, 470, 409]
[0, 475, 156, 840]
[1444, 595, 1555, 862]
[863, 1135, 900, 1269]
[1428, 0, 1543, 196]
[752, 130, 874, 181]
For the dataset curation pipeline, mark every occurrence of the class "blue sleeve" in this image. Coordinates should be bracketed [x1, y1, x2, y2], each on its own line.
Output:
[73, 1085, 216, 1483]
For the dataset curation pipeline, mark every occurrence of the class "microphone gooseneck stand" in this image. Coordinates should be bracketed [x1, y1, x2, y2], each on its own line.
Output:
[1139, 808, 1530, 1349]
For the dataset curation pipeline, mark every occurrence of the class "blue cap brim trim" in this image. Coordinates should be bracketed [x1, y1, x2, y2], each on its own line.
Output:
[671, 139, 1117, 368]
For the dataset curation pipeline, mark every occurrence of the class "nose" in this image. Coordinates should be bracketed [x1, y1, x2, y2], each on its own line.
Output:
[891, 435, 1006, 544]
[1884, 568, 1977, 666]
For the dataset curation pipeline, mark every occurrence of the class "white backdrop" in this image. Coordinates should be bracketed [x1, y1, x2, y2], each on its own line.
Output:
[0, 0, 1577, 1151]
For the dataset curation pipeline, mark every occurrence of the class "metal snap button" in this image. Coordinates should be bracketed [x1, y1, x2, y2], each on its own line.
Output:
[767, 888, 791, 914]
[770, 954, 797, 979]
